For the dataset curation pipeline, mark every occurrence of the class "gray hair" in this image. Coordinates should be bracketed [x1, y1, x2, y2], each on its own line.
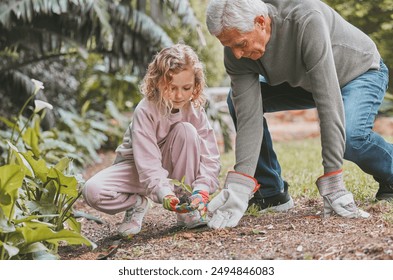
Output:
[206, 0, 268, 36]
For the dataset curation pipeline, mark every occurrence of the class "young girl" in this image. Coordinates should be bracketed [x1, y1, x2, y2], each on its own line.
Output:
[82, 44, 221, 237]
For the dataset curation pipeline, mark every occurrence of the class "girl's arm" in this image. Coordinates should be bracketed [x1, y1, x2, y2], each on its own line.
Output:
[131, 106, 174, 204]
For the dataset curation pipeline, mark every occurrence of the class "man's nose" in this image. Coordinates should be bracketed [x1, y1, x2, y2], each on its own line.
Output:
[232, 48, 244, 59]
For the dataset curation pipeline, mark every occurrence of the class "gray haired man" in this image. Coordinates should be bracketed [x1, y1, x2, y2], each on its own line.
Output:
[206, 0, 391, 229]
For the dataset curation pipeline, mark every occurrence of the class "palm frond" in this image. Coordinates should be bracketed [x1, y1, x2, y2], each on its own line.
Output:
[165, 0, 198, 26]
[131, 9, 173, 48]
[164, 0, 205, 46]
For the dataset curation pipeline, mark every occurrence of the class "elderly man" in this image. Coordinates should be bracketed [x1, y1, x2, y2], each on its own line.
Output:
[206, 0, 391, 229]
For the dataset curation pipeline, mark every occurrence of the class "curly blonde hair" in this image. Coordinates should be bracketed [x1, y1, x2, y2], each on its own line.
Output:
[139, 43, 206, 115]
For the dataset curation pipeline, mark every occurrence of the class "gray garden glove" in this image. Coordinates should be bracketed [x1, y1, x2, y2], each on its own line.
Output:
[316, 170, 370, 218]
[208, 171, 260, 229]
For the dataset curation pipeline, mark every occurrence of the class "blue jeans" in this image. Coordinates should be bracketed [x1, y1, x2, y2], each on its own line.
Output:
[227, 60, 390, 197]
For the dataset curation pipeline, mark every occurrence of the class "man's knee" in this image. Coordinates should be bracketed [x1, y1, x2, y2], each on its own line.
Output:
[344, 126, 370, 159]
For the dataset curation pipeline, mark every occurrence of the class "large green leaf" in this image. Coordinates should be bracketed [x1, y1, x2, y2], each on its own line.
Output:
[0, 164, 24, 218]
[18, 221, 95, 247]
[21, 151, 49, 182]
[22, 127, 40, 158]
[47, 168, 78, 197]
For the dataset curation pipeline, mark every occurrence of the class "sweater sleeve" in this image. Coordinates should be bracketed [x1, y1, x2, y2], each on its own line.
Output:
[191, 108, 221, 194]
[131, 108, 174, 203]
[301, 11, 345, 173]
[224, 47, 265, 176]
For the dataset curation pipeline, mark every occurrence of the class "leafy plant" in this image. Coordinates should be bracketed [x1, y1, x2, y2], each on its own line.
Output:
[0, 80, 95, 260]
[171, 176, 193, 195]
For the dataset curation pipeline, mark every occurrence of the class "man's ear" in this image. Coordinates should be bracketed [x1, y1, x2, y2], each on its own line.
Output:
[254, 15, 266, 28]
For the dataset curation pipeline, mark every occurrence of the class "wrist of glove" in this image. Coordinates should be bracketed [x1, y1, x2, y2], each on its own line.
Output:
[316, 170, 370, 218]
[207, 171, 260, 229]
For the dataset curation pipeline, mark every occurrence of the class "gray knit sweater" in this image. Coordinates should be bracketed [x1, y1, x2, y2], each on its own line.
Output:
[224, 0, 380, 176]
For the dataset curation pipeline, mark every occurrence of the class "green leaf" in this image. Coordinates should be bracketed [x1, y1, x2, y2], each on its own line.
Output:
[0, 207, 16, 233]
[0, 116, 19, 132]
[18, 221, 95, 248]
[14, 214, 59, 225]
[0, 164, 24, 218]
[2, 242, 20, 259]
[65, 216, 81, 232]
[47, 168, 78, 197]
[22, 127, 40, 157]
[54, 157, 72, 172]
[6, 141, 34, 178]
[39, 139, 76, 153]
[31, 250, 58, 260]
[18, 242, 49, 255]
[21, 151, 49, 182]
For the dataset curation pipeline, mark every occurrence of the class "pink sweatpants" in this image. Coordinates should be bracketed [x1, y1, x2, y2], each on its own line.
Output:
[83, 122, 201, 214]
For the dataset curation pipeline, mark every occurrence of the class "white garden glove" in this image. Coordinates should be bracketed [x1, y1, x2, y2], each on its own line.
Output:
[208, 171, 260, 229]
[316, 170, 370, 218]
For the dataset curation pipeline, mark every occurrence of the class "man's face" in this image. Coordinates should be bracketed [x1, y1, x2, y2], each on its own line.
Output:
[217, 16, 270, 60]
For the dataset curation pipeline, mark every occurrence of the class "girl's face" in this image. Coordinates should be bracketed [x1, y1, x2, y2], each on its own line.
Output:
[165, 67, 195, 111]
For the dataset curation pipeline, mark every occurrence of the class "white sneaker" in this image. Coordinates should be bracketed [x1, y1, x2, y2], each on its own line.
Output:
[177, 210, 208, 229]
[118, 196, 149, 237]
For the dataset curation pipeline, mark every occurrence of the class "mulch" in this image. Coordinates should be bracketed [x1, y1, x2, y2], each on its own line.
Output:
[58, 112, 393, 260]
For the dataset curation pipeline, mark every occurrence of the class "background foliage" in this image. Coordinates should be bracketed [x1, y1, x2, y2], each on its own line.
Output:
[324, 0, 393, 111]
[0, 0, 225, 128]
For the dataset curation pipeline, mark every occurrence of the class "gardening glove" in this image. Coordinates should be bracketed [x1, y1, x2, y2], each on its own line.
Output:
[208, 171, 260, 229]
[162, 194, 189, 213]
[316, 170, 370, 218]
[188, 190, 210, 218]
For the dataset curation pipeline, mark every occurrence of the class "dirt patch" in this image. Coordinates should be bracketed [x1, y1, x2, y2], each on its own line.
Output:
[58, 113, 393, 260]
[60, 188, 393, 260]
[58, 151, 393, 260]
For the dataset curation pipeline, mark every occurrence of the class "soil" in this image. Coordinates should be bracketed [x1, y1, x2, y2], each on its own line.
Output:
[58, 112, 393, 260]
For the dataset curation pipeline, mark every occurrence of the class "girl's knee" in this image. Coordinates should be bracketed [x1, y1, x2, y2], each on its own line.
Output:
[171, 122, 198, 142]
[82, 178, 101, 208]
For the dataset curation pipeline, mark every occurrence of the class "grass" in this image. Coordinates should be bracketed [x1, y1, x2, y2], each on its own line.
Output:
[220, 137, 391, 205]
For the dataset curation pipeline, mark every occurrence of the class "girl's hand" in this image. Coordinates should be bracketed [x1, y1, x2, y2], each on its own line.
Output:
[188, 190, 209, 217]
[162, 194, 189, 213]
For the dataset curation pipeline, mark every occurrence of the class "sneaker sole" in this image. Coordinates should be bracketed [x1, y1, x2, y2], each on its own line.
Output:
[259, 197, 294, 213]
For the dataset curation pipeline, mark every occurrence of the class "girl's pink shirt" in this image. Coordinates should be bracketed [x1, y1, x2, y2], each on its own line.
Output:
[115, 98, 221, 202]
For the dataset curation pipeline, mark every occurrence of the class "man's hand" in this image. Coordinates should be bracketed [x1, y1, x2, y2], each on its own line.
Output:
[207, 171, 260, 229]
[316, 170, 370, 218]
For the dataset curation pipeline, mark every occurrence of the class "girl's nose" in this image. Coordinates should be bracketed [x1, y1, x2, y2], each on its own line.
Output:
[174, 90, 182, 98]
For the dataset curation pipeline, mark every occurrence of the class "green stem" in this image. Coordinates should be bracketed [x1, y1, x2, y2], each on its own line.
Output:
[7, 88, 39, 164]
[56, 192, 81, 231]
[0, 234, 8, 260]
[14, 114, 35, 145]
[10, 91, 37, 143]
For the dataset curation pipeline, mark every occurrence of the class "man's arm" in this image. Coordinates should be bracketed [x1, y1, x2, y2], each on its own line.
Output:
[224, 47, 264, 176]
[300, 11, 345, 173]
